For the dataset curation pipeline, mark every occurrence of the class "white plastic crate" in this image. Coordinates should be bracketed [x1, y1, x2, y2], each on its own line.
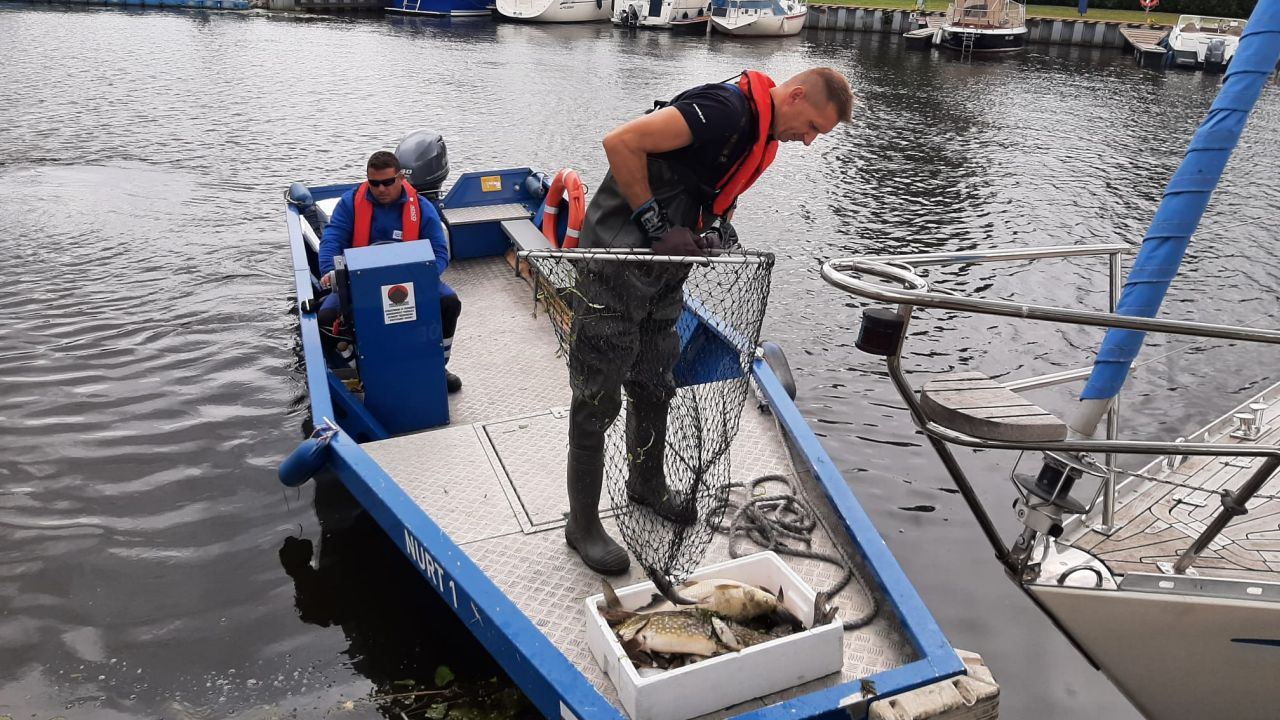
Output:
[584, 551, 844, 720]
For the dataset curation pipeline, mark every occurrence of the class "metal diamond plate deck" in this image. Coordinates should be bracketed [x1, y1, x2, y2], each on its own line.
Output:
[486, 412, 575, 528]
[364, 423, 522, 544]
[443, 203, 531, 225]
[365, 256, 918, 717]
[443, 258, 571, 426]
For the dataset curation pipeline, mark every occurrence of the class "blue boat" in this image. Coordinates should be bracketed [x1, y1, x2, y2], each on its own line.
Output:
[281, 135, 997, 719]
[385, 0, 492, 18]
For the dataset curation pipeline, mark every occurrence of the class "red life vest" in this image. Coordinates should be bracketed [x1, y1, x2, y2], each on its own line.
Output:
[352, 181, 422, 248]
[710, 70, 779, 218]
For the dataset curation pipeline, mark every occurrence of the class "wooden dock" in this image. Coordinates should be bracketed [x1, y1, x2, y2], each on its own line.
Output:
[1119, 25, 1170, 69]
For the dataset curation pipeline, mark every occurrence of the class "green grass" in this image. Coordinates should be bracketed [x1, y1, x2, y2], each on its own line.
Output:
[811, 0, 1182, 25]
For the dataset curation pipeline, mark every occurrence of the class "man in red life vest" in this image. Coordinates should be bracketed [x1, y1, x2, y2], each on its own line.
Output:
[564, 68, 854, 574]
[318, 151, 462, 393]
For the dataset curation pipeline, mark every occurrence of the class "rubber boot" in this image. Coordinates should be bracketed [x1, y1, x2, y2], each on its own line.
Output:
[564, 446, 630, 575]
[624, 400, 696, 525]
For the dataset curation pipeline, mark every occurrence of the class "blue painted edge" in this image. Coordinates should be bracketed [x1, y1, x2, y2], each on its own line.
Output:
[326, 372, 390, 442]
[287, 204, 336, 426]
[739, 660, 952, 720]
[287, 198, 620, 719]
[324, 436, 622, 720]
[746, 358, 965, 711]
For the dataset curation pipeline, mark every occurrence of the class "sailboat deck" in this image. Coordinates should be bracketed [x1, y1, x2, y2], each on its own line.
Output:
[1066, 383, 1280, 582]
[362, 256, 918, 715]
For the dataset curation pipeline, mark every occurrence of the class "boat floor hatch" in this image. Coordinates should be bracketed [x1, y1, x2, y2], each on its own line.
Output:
[1064, 383, 1280, 582]
[360, 256, 919, 715]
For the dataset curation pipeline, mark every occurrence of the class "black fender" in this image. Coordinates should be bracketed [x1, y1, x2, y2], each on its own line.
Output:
[758, 341, 796, 402]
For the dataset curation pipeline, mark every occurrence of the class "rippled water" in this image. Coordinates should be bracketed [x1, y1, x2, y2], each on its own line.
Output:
[2, 6, 1278, 719]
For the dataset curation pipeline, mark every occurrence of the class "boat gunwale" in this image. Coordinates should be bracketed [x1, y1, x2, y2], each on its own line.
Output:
[285, 181, 965, 718]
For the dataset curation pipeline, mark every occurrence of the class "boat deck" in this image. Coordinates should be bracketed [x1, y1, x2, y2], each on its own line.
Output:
[1065, 383, 1280, 582]
[1118, 25, 1169, 52]
[363, 256, 918, 715]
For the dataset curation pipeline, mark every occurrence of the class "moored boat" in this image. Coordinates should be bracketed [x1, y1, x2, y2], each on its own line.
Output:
[387, 0, 493, 17]
[496, 0, 609, 22]
[1168, 14, 1247, 71]
[821, 4, 1280, 718]
[709, 0, 806, 37]
[935, 0, 1026, 53]
[280, 130, 1000, 718]
[612, 0, 709, 31]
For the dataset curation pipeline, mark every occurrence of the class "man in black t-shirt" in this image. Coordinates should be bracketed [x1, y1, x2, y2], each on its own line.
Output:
[562, 68, 854, 576]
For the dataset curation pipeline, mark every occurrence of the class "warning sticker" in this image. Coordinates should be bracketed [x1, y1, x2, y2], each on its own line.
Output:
[480, 175, 502, 192]
[382, 282, 417, 324]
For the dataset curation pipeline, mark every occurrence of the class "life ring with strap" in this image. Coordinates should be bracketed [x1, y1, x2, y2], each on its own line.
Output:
[541, 168, 586, 249]
[1139, 0, 1157, 9]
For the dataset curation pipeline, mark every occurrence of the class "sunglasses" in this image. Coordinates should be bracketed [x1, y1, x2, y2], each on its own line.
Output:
[367, 175, 400, 188]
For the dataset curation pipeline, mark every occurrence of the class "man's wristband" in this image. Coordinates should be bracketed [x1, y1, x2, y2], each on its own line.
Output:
[631, 197, 671, 238]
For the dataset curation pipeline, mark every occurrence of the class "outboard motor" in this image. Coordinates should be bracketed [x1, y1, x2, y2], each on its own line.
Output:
[1204, 38, 1227, 70]
[395, 130, 450, 200]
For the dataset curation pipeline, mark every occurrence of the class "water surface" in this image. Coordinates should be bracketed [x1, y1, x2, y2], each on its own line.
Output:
[2, 6, 1278, 718]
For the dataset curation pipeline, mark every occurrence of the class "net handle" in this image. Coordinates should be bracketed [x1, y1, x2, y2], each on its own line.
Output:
[517, 248, 774, 266]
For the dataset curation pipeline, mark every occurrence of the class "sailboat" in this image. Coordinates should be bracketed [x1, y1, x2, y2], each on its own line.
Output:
[820, 1, 1280, 718]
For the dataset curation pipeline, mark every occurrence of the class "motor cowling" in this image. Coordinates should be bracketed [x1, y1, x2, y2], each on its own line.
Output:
[395, 130, 450, 199]
[1205, 38, 1226, 66]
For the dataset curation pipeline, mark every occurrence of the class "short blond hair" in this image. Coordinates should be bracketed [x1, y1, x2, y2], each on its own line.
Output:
[784, 67, 854, 123]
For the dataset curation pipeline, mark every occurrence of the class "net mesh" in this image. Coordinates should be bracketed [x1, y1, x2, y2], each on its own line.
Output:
[524, 248, 775, 587]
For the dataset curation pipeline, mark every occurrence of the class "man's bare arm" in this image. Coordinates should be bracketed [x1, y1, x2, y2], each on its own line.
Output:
[600, 107, 694, 211]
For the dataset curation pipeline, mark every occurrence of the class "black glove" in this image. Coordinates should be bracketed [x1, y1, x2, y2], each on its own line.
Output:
[697, 227, 723, 253]
[651, 227, 704, 256]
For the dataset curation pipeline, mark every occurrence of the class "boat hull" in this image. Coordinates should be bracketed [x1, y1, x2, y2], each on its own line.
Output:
[938, 25, 1027, 52]
[611, 0, 709, 30]
[386, 0, 492, 15]
[710, 9, 805, 36]
[1031, 578, 1280, 720]
[496, 0, 609, 21]
[1168, 16, 1244, 72]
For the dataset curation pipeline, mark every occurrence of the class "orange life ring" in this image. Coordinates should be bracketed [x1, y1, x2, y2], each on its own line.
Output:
[542, 168, 586, 249]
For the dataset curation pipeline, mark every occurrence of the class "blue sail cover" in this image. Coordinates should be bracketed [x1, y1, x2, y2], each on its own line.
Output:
[1080, 0, 1280, 402]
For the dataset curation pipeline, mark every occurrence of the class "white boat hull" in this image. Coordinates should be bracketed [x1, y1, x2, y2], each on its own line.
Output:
[1168, 15, 1245, 70]
[611, 0, 708, 29]
[710, 8, 804, 36]
[496, 0, 609, 22]
[1030, 577, 1280, 720]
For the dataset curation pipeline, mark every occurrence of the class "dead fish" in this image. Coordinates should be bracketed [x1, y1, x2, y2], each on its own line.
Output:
[813, 590, 839, 626]
[649, 569, 699, 606]
[643, 579, 803, 628]
[614, 609, 779, 664]
[615, 609, 723, 657]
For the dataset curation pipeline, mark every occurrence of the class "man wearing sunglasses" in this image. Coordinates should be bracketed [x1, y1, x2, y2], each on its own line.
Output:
[318, 151, 462, 393]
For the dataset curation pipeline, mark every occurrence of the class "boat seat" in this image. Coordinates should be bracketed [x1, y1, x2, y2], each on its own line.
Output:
[442, 203, 532, 227]
[500, 218, 555, 252]
[919, 371, 1068, 443]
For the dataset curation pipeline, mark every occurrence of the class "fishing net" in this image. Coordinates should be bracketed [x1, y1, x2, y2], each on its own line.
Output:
[523, 248, 775, 588]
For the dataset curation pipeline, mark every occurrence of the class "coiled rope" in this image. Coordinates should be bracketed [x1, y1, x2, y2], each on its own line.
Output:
[707, 473, 879, 631]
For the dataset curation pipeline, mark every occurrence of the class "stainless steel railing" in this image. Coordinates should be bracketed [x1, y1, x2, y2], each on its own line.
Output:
[822, 244, 1280, 575]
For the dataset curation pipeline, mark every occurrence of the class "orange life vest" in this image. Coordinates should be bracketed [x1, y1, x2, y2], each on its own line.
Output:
[352, 181, 422, 248]
[710, 70, 779, 218]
